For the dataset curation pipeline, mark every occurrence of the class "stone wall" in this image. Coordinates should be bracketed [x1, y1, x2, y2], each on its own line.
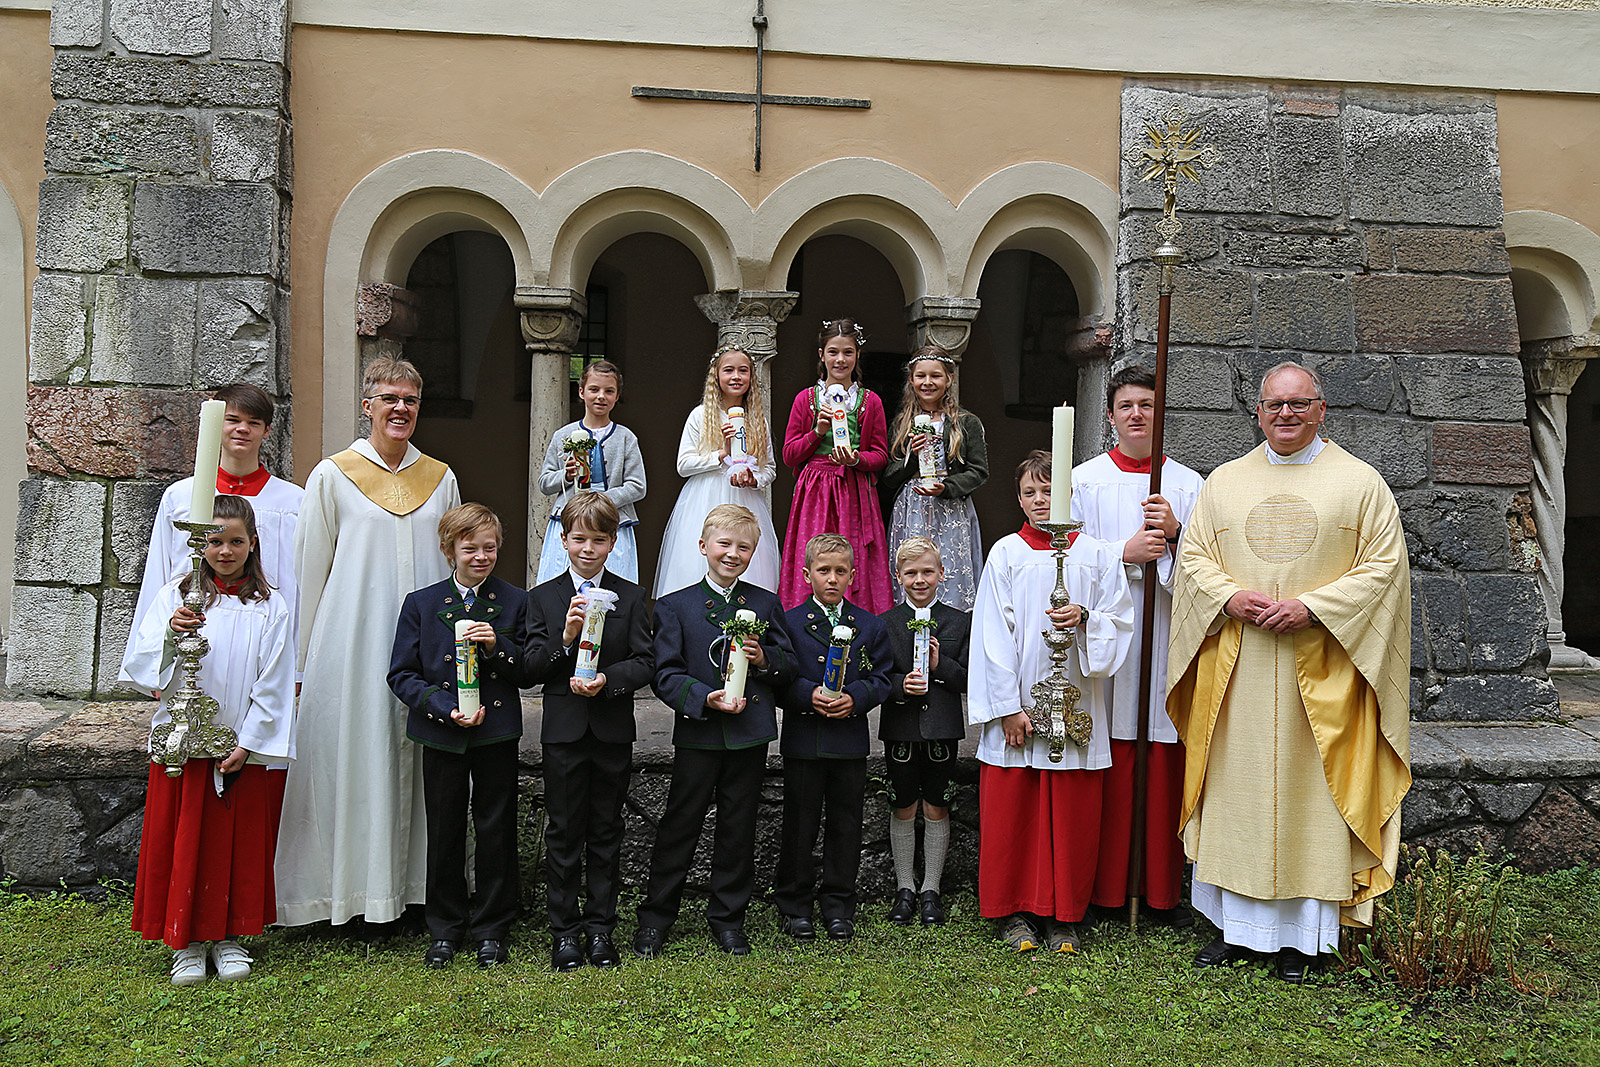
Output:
[11, 0, 292, 698]
[1117, 82, 1555, 722]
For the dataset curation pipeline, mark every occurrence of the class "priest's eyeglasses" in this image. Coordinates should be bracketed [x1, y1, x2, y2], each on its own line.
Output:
[367, 393, 421, 409]
[1258, 397, 1320, 414]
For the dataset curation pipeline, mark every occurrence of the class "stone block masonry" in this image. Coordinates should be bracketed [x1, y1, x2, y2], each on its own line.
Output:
[11, 0, 292, 698]
[1119, 81, 1553, 723]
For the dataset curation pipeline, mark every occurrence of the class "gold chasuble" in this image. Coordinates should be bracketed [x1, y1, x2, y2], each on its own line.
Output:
[330, 449, 449, 516]
[1166, 442, 1410, 928]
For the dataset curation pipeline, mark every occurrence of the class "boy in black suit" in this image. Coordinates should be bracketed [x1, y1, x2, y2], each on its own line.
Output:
[775, 534, 893, 943]
[524, 492, 654, 972]
[880, 535, 971, 927]
[389, 503, 528, 970]
[634, 504, 795, 958]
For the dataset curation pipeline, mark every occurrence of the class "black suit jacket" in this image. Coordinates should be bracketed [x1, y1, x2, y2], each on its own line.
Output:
[879, 600, 970, 742]
[388, 575, 528, 753]
[651, 579, 795, 751]
[780, 599, 893, 758]
[524, 569, 654, 744]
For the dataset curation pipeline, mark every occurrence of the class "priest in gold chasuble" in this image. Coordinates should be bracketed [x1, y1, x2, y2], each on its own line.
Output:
[1167, 363, 1410, 982]
[276, 359, 461, 928]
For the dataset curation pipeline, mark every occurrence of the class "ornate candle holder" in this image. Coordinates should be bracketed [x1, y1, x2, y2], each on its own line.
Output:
[1023, 520, 1092, 762]
[148, 520, 239, 777]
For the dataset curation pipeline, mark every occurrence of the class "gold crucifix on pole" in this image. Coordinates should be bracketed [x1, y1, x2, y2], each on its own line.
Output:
[1124, 104, 1218, 292]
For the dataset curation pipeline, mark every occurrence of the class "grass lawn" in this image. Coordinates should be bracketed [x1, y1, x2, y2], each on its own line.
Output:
[2, 867, 1596, 1067]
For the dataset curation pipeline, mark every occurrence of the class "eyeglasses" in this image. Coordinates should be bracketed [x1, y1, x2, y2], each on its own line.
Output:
[1258, 398, 1320, 414]
[367, 393, 420, 409]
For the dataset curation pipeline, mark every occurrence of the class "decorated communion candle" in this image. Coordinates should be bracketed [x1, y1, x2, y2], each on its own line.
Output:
[454, 619, 480, 719]
[574, 587, 619, 681]
[728, 406, 748, 461]
[723, 609, 758, 702]
[820, 624, 853, 700]
[826, 386, 852, 452]
[913, 618, 931, 678]
[1050, 404, 1074, 525]
[189, 399, 226, 525]
[567, 430, 593, 487]
[914, 413, 938, 483]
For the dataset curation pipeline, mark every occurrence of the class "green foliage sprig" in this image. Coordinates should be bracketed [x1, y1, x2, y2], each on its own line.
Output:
[905, 617, 938, 635]
[721, 615, 770, 642]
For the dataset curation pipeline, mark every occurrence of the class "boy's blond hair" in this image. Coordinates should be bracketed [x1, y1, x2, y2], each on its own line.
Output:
[804, 533, 854, 569]
[560, 490, 620, 537]
[438, 503, 502, 558]
[895, 535, 942, 571]
[701, 503, 760, 543]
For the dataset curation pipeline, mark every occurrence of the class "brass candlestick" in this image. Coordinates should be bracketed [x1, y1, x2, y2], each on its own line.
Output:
[1022, 520, 1092, 762]
[148, 520, 239, 777]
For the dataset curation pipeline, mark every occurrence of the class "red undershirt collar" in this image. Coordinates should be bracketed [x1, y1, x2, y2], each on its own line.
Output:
[1108, 447, 1163, 474]
[217, 465, 270, 496]
[1019, 523, 1077, 550]
[214, 575, 247, 595]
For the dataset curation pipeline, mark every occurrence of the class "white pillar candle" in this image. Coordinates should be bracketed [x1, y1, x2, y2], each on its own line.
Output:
[914, 413, 937, 483]
[1050, 404, 1074, 525]
[455, 618, 480, 719]
[728, 406, 748, 461]
[912, 610, 932, 677]
[567, 430, 593, 487]
[574, 588, 619, 681]
[826, 386, 852, 452]
[189, 399, 226, 525]
[723, 608, 758, 702]
[820, 624, 854, 700]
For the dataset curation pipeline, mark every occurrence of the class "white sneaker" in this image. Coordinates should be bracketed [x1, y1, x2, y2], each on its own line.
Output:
[171, 944, 208, 986]
[210, 940, 253, 981]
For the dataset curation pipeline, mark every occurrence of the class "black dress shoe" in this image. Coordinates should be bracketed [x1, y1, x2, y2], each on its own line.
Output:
[588, 932, 621, 968]
[1277, 948, 1315, 984]
[476, 939, 510, 968]
[919, 890, 945, 927]
[423, 939, 458, 969]
[713, 928, 751, 955]
[781, 915, 816, 942]
[824, 917, 855, 942]
[887, 889, 916, 925]
[1194, 936, 1250, 969]
[633, 926, 665, 959]
[551, 936, 584, 972]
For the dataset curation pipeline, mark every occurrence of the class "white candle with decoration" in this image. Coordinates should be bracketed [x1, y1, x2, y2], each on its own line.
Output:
[573, 587, 619, 681]
[189, 399, 226, 524]
[1050, 404, 1074, 525]
[910, 608, 933, 677]
[826, 386, 852, 452]
[728, 406, 748, 461]
[914, 413, 937, 485]
[819, 624, 854, 701]
[723, 608, 759, 702]
[454, 619, 480, 719]
[564, 429, 593, 487]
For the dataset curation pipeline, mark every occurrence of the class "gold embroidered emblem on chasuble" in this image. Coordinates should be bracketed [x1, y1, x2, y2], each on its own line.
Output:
[1245, 494, 1319, 564]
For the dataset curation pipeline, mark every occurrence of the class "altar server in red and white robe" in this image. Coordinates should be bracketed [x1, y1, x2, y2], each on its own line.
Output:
[970, 450, 1133, 955]
[123, 495, 296, 985]
[1070, 364, 1203, 920]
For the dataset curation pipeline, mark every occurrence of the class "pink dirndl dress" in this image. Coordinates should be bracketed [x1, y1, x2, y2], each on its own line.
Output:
[778, 384, 894, 611]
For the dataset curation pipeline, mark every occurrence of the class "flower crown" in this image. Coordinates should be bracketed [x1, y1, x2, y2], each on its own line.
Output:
[822, 319, 868, 347]
[710, 344, 751, 364]
[907, 351, 957, 371]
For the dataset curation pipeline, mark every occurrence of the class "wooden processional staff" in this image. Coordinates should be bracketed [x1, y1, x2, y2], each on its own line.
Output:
[1123, 105, 1216, 932]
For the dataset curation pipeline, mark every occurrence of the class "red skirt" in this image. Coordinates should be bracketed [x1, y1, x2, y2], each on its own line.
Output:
[132, 761, 283, 949]
[1091, 739, 1187, 911]
[977, 764, 1104, 922]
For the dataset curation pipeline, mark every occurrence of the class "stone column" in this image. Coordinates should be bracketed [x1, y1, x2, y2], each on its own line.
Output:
[905, 296, 981, 400]
[13, 0, 291, 697]
[694, 290, 798, 424]
[1522, 338, 1600, 668]
[517, 286, 586, 585]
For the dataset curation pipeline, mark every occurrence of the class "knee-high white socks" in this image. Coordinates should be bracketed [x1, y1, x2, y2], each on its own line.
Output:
[889, 813, 951, 894]
[890, 815, 917, 891]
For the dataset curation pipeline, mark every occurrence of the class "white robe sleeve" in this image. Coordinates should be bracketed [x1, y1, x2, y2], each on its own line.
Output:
[293, 463, 339, 671]
[239, 598, 296, 760]
[121, 580, 183, 699]
[1075, 541, 1135, 679]
[968, 547, 1020, 726]
[118, 482, 185, 684]
[676, 407, 722, 478]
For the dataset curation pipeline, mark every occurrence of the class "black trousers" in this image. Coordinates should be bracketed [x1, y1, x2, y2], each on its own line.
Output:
[774, 756, 868, 922]
[637, 744, 766, 935]
[542, 730, 632, 939]
[421, 739, 520, 943]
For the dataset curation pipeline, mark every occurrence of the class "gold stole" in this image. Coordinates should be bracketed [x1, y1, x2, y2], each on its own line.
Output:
[330, 449, 449, 516]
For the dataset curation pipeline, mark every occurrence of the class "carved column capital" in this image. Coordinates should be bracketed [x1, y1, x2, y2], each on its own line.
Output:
[516, 286, 587, 353]
[905, 296, 982, 359]
[357, 283, 421, 341]
[694, 290, 798, 364]
[1521, 341, 1600, 397]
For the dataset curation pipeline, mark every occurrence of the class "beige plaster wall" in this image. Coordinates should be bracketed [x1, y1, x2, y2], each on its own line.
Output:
[286, 27, 1122, 475]
[1500, 91, 1600, 239]
[0, 9, 50, 309]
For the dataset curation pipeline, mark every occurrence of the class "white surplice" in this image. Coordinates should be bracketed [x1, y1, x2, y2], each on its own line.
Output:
[968, 530, 1134, 770]
[653, 404, 780, 597]
[121, 577, 296, 785]
[1069, 452, 1203, 743]
[119, 474, 304, 685]
[274, 439, 460, 926]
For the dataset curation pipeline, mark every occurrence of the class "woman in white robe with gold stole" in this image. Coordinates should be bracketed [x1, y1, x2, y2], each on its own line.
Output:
[1167, 363, 1410, 979]
[275, 359, 461, 928]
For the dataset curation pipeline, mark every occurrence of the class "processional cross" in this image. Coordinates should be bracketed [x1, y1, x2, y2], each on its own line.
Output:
[631, 0, 871, 171]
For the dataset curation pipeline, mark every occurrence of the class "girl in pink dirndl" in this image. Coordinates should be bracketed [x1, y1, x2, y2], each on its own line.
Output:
[778, 318, 893, 611]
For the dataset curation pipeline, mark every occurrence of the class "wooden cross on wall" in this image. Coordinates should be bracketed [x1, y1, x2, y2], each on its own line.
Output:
[632, 0, 871, 171]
